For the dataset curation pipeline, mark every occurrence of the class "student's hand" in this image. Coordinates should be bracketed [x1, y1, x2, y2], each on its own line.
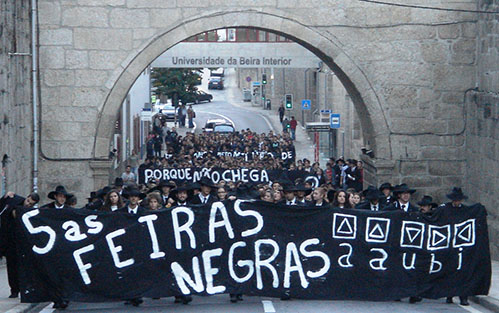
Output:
[5, 191, 15, 198]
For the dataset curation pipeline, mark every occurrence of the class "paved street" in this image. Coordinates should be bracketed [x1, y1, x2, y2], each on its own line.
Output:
[25, 294, 496, 313]
[187, 69, 274, 135]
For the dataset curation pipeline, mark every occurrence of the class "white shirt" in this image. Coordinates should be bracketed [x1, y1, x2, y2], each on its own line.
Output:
[371, 204, 379, 211]
[286, 198, 297, 205]
[128, 206, 138, 214]
[399, 202, 408, 212]
[199, 194, 210, 204]
[110, 205, 118, 212]
[55, 203, 65, 209]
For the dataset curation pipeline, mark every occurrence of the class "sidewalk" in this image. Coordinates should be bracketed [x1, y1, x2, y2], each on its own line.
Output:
[472, 260, 499, 312]
[0, 259, 36, 313]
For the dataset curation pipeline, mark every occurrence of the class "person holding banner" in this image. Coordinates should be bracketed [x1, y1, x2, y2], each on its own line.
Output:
[356, 187, 386, 211]
[190, 178, 218, 205]
[417, 195, 438, 215]
[42, 185, 74, 210]
[442, 187, 471, 306]
[0, 191, 39, 299]
[170, 184, 193, 207]
[392, 184, 418, 212]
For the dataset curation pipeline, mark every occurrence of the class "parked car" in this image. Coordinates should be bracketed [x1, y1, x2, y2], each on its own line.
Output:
[208, 77, 224, 90]
[203, 118, 227, 132]
[180, 90, 213, 104]
[159, 104, 176, 121]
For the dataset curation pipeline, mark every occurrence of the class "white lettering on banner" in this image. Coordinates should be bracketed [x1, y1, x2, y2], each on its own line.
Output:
[153, 169, 162, 180]
[211, 171, 220, 183]
[299, 239, 331, 278]
[255, 239, 280, 290]
[209, 202, 235, 243]
[338, 243, 354, 268]
[185, 168, 192, 180]
[234, 200, 264, 237]
[73, 244, 95, 285]
[85, 215, 103, 234]
[457, 248, 463, 270]
[62, 221, 87, 242]
[427, 225, 450, 251]
[453, 219, 475, 248]
[284, 243, 309, 288]
[202, 249, 226, 294]
[228, 241, 254, 283]
[171, 207, 196, 250]
[138, 215, 165, 259]
[369, 248, 388, 271]
[429, 253, 442, 274]
[402, 253, 416, 270]
[106, 229, 134, 268]
[171, 257, 204, 294]
[400, 221, 425, 249]
[21, 209, 56, 254]
[193, 170, 202, 182]
[144, 169, 153, 183]
[332, 214, 357, 240]
[365, 218, 390, 243]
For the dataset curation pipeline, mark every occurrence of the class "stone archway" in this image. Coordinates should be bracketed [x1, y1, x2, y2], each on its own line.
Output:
[93, 10, 392, 162]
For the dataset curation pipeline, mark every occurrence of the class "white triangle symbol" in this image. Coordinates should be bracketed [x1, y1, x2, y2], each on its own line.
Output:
[406, 227, 421, 242]
[432, 230, 447, 246]
[337, 218, 353, 234]
[369, 223, 385, 239]
[457, 224, 471, 242]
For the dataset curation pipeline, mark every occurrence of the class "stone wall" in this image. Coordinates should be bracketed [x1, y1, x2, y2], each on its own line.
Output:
[0, 0, 33, 196]
[465, 0, 499, 259]
[34, 1, 485, 205]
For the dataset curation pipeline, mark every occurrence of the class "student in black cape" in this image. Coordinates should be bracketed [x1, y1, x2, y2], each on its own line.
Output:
[0, 191, 39, 299]
[417, 195, 438, 215]
[294, 183, 313, 206]
[379, 182, 395, 206]
[170, 184, 194, 207]
[356, 186, 387, 211]
[150, 180, 176, 206]
[312, 187, 329, 207]
[443, 187, 470, 306]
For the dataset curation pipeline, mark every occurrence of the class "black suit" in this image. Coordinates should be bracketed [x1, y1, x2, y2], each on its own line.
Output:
[393, 201, 419, 213]
[380, 195, 395, 207]
[0, 194, 27, 295]
[118, 205, 147, 215]
[189, 194, 218, 205]
[296, 199, 313, 206]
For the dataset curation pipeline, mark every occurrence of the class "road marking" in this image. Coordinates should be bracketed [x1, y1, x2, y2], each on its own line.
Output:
[195, 111, 235, 128]
[459, 303, 486, 313]
[39, 303, 54, 313]
[262, 300, 276, 312]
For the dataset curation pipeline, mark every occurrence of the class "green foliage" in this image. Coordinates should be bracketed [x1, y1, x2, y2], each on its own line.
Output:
[151, 68, 203, 104]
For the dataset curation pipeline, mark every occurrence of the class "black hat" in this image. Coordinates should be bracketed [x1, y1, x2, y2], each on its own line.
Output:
[198, 177, 217, 188]
[48, 185, 73, 200]
[171, 183, 194, 198]
[446, 187, 468, 201]
[96, 186, 112, 199]
[150, 180, 176, 192]
[379, 182, 393, 191]
[122, 188, 146, 200]
[229, 183, 260, 200]
[417, 195, 438, 208]
[393, 183, 416, 195]
[114, 177, 124, 187]
[87, 191, 97, 200]
[294, 183, 312, 195]
[365, 188, 384, 201]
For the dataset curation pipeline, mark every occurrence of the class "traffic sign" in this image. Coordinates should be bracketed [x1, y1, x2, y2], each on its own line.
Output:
[246, 76, 252, 82]
[320, 109, 332, 114]
[302, 99, 311, 110]
[252, 81, 261, 86]
[330, 113, 340, 129]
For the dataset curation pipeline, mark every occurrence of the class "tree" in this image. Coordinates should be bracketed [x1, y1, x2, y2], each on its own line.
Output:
[151, 68, 203, 106]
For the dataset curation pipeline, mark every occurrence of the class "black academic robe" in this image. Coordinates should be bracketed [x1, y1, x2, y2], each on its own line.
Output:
[355, 201, 389, 211]
[344, 167, 362, 191]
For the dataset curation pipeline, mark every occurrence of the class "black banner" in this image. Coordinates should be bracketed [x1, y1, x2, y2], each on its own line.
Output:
[16, 202, 490, 303]
[138, 167, 310, 185]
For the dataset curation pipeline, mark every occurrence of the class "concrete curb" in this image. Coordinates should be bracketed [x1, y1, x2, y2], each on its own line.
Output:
[471, 295, 499, 312]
